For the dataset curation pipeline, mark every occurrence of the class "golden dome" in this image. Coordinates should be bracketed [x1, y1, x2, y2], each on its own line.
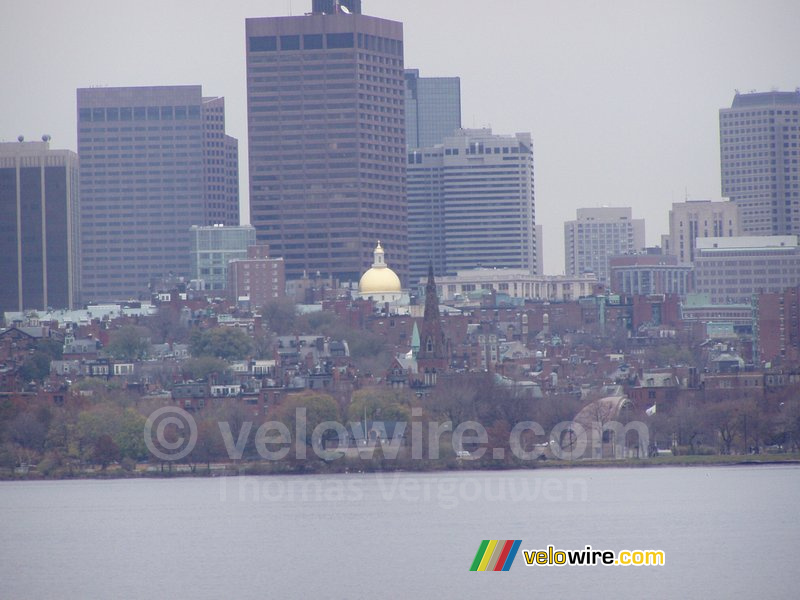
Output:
[359, 241, 402, 294]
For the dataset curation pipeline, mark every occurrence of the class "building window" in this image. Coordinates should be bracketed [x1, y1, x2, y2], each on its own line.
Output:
[250, 36, 278, 52]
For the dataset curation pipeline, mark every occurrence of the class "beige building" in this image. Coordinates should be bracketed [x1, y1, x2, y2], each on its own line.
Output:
[694, 236, 800, 304]
[564, 207, 645, 285]
[661, 199, 740, 265]
[420, 269, 598, 303]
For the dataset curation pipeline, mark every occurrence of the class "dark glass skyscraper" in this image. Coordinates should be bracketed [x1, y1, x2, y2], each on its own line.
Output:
[77, 86, 239, 302]
[404, 69, 461, 149]
[0, 140, 80, 314]
[246, 5, 407, 283]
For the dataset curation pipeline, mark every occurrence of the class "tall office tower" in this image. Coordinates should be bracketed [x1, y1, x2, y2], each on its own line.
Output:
[77, 86, 239, 302]
[0, 139, 80, 314]
[661, 199, 740, 265]
[189, 224, 256, 291]
[246, 3, 407, 283]
[407, 129, 536, 283]
[720, 90, 800, 235]
[564, 207, 645, 285]
[404, 69, 461, 149]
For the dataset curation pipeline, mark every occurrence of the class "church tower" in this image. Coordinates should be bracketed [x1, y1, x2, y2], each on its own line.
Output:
[417, 264, 447, 384]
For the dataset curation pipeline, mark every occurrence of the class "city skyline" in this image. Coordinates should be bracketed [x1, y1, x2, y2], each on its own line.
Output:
[2, 0, 799, 273]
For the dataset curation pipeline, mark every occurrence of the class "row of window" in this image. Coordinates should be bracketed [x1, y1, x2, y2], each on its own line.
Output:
[249, 33, 402, 55]
[79, 106, 202, 123]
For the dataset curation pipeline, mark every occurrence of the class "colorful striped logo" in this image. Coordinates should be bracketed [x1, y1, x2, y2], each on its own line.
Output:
[470, 540, 522, 571]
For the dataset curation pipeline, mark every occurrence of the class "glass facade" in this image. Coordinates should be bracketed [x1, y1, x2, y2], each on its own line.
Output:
[0, 143, 79, 313]
[404, 69, 461, 149]
[190, 225, 256, 291]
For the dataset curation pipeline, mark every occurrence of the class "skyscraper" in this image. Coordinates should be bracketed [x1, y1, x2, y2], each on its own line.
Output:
[720, 90, 800, 236]
[564, 207, 645, 285]
[404, 69, 461, 149]
[77, 86, 239, 302]
[246, 3, 407, 283]
[0, 139, 80, 314]
[407, 129, 536, 283]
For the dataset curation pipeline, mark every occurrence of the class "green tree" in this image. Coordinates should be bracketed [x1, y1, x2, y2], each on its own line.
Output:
[181, 356, 231, 381]
[18, 352, 53, 382]
[270, 391, 340, 452]
[115, 408, 148, 460]
[260, 298, 298, 335]
[105, 325, 151, 361]
[189, 327, 253, 360]
[347, 388, 410, 423]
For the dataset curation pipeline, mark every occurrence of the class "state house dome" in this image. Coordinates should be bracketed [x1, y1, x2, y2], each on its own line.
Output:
[359, 241, 402, 295]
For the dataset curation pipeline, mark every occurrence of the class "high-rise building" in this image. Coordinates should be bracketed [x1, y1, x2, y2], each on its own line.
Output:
[720, 90, 800, 236]
[404, 69, 461, 149]
[77, 85, 239, 302]
[0, 140, 80, 314]
[407, 129, 536, 284]
[189, 225, 256, 291]
[564, 207, 645, 285]
[661, 199, 740, 265]
[246, 4, 407, 283]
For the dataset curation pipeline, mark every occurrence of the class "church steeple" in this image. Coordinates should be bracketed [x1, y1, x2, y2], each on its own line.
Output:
[417, 264, 446, 380]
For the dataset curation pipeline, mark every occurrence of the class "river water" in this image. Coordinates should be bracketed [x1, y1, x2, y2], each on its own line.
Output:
[0, 465, 796, 599]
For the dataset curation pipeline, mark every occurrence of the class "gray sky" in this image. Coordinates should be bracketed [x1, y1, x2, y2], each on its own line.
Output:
[2, 0, 798, 274]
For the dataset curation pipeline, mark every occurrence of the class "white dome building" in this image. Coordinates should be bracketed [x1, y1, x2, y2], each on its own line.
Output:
[358, 242, 409, 305]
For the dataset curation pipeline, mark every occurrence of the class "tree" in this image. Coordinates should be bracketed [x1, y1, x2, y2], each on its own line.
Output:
[260, 299, 298, 335]
[189, 327, 253, 360]
[7, 411, 47, 452]
[146, 306, 188, 344]
[181, 356, 231, 381]
[188, 419, 226, 472]
[105, 325, 151, 361]
[93, 434, 120, 469]
[347, 388, 411, 423]
[18, 352, 53, 383]
[269, 391, 340, 456]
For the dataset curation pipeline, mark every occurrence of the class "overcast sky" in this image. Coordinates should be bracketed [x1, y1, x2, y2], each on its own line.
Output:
[2, 0, 798, 273]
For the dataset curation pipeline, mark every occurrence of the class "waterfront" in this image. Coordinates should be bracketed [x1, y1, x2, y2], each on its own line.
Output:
[1, 466, 796, 599]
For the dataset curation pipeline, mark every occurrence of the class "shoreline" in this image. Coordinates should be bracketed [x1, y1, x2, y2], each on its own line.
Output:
[3, 453, 799, 481]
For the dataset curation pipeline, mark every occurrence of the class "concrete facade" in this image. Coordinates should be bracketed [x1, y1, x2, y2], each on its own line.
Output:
[661, 199, 740, 265]
[720, 90, 800, 236]
[420, 269, 597, 303]
[694, 236, 800, 304]
[407, 129, 536, 284]
[246, 10, 407, 283]
[609, 253, 693, 296]
[77, 86, 239, 302]
[564, 207, 645, 285]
